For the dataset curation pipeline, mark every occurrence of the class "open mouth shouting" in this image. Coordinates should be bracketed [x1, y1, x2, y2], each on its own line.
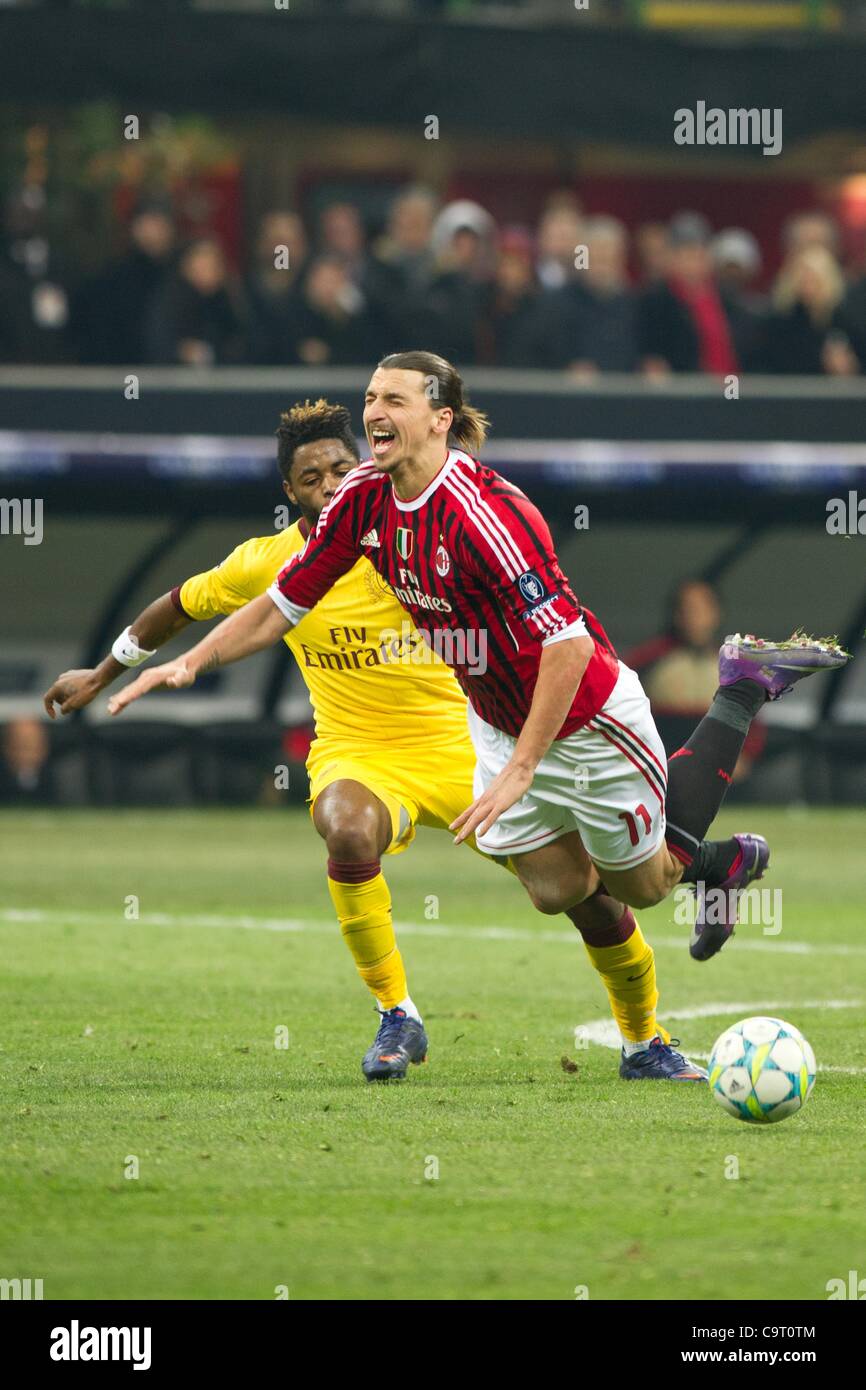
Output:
[370, 427, 397, 459]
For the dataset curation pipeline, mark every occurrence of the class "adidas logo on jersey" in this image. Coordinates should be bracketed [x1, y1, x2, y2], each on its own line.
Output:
[360, 529, 381, 548]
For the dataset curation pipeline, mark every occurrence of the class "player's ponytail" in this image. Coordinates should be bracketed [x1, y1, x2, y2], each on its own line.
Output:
[449, 402, 489, 456]
[378, 350, 490, 458]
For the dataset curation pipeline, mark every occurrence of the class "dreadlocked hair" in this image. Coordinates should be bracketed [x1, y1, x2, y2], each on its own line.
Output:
[275, 398, 359, 480]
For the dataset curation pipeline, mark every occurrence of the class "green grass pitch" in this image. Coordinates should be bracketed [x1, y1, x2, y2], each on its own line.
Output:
[1, 805, 864, 1301]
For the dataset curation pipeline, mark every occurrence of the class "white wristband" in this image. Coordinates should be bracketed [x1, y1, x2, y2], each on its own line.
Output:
[111, 626, 157, 668]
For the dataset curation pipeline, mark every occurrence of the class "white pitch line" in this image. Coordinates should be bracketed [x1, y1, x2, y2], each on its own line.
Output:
[3, 907, 866, 958]
[573, 1002, 866, 1075]
[1, 907, 315, 935]
[5, 908, 862, 1072]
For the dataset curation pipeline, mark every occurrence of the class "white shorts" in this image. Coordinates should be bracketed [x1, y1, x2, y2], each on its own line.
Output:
[468, 663, 668, 871]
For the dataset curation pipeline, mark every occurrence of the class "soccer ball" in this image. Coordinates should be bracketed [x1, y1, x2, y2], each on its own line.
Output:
[708, 1016, 816, 1124]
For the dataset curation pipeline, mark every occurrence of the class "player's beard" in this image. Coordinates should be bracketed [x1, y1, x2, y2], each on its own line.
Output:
[366, 437, 403, 473]
[373, 454, 403, 475]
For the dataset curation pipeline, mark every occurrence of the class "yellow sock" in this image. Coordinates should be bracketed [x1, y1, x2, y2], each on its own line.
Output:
[327, 864, 408, 1010]
[582, 919, 664, 1045]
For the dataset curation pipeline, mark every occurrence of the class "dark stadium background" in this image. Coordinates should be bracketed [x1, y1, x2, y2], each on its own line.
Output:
[2, 0, 866, 810]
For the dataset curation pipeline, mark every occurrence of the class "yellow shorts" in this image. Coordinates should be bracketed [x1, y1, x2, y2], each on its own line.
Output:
[306, 734, 478, 855]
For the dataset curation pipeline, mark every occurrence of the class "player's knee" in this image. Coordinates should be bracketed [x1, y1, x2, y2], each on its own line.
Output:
[624, 876, 668, 910]
[626, 886, 662, 910]
[617, 852, 679, 910]
[524, 879, 588, 915]
[525, 885, 562, 915]
[322, 807, 383, 863]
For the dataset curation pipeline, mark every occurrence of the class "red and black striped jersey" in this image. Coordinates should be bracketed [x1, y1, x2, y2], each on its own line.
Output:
[268, 448, 619, 738]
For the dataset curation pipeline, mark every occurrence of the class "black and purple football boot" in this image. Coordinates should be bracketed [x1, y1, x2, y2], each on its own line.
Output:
[719, 632, 850, 701]
[689, 832, 770, 962]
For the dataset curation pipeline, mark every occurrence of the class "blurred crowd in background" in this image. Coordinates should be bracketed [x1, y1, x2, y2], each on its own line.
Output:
[4, 186, 866, 376]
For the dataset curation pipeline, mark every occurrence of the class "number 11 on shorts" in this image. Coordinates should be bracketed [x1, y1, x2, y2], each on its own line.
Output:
[618, 804, 652, 847]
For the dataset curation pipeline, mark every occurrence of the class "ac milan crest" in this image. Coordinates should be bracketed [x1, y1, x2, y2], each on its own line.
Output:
[435, 543, 451, 577]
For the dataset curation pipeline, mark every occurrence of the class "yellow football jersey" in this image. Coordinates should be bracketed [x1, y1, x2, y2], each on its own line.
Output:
[178, 522, 470, 747]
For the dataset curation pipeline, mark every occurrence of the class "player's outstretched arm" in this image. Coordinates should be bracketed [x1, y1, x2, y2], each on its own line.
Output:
[43, 593, 193, 718]
[107, 592, 292, 716]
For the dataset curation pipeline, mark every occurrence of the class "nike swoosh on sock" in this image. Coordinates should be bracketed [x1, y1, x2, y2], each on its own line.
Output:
[627, 965, 653, 981]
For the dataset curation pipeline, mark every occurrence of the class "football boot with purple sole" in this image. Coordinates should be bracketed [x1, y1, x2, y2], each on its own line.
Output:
[719, 631, 850, 701]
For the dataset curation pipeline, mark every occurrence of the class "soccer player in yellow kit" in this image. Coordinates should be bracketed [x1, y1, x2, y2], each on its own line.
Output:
[45, 400, 698, 1082]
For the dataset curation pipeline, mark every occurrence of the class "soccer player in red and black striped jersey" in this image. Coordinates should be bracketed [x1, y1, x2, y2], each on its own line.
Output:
[110, 351, 847, 1078]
